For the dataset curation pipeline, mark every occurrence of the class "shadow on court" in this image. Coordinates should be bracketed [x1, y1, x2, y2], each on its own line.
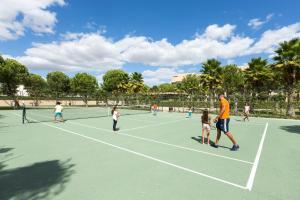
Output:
[191, 136, 231, 149]
[280, 125, 300, 134]
[0, 158, 75, 200]
[0, 147, 14, 154]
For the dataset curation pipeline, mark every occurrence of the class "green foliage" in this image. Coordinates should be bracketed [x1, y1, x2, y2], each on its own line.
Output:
[200, 59, 223, 93]
[158, 83, 176, 92]
[273, 38, 300, 116]
[119, 72, 145, 94]
[179, 74, 201, 95]
[102, 69, 129, 93]
[46, 71, 70, 98]
[130, 72, 143, 83]
[0, 55, 4, 65]
[71, 73, 98, 104]
[25, 74, 47, 105]
[244, 58, 273, 94]
[222, 64, 244, 95]
[0, 58, 29, 98]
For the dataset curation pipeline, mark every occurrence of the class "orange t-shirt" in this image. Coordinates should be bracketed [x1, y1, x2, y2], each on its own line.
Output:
[220, 97, 230, 119]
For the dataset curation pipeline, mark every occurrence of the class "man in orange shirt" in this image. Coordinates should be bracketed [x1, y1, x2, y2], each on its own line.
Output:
[213, 94, 240, 151]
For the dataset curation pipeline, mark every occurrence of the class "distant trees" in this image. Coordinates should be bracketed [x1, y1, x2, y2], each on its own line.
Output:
[70, 73, 98, 105]
[46, 71, 70, 99]
[102, 69, 129, 93]
[0, 58, 29, 105]
[25, 74, 47, 105]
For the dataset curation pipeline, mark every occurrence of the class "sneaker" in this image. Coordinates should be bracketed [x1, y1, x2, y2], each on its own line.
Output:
[231, 144, 240, 151]
[211, 144, 219, 148]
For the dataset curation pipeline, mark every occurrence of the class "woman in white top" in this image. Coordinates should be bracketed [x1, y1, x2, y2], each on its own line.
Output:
[243, 103, 250, 122]
[54, 102, 64, 122]
[111, 106, 120, 131]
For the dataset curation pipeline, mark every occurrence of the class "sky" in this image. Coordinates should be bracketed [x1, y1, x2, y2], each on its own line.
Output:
[0, 0, 300, 85]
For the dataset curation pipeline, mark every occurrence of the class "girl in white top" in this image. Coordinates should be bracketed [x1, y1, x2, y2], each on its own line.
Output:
[201, 109, 211, 145]
[111, 106, 120, 131]
[243, 103, 250, 121]
[54, 102, 64, 122]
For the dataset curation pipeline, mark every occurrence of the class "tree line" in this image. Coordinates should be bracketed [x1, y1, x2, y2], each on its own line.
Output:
[0, 38, 300, 117]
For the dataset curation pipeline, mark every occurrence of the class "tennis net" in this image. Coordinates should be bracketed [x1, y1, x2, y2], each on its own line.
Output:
[22, 105, 151, 123]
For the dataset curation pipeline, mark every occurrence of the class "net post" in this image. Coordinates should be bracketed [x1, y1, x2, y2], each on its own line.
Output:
[22, 107, 25, 124]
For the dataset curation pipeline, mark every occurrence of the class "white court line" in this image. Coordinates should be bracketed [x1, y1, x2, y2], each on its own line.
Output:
[17, 113, 248, 190]
[246, 123, 269, 191]
[69, 120, 253, 165]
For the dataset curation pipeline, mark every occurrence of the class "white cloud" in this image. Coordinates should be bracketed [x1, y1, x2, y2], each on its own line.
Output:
[201, 24, 236, 40]
[5, 22, 300, 86]
[246, 23, 300, 54]
[248, 13, 274, 29]
[0, 0, 65, 40]
[142, 68, 180, 86]
[17, 33, 124, 71]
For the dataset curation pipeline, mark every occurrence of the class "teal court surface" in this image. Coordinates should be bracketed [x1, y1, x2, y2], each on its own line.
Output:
[1, 109, 300, 200]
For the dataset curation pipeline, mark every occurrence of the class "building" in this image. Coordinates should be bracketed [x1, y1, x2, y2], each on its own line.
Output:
[17, 85, 29, 96]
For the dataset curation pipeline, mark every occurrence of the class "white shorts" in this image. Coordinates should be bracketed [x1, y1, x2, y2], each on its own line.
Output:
[202, 124, 211, 131]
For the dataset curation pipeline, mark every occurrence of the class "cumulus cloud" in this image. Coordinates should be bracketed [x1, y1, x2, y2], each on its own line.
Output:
[246, 22, 300, 54]
[6, 22, 300, 80]
[142, 68, 180, 86]
[0, 0, 65, 40]
[17, 33, 124, 71]
[248, 13, 274, 29]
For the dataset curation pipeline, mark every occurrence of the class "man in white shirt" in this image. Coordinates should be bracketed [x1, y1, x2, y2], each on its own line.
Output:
[54, 102, 64, 122]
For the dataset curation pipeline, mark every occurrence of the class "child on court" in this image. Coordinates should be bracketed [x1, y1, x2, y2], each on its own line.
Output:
[243, 103, 250, 121]
[54, 102, 64, 122]
[201, 109, 211, 145]
[152, 104, 158, 116]
[187, 107, 193, 118]
[111, 106, 120, 131]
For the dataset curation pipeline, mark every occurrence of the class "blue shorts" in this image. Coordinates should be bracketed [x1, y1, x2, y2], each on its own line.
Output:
[216, 118, 230, 134]
[55, 112, 62, 118]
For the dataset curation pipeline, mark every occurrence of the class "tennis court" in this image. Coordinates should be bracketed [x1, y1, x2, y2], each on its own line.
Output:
[1, 108, 300, 200]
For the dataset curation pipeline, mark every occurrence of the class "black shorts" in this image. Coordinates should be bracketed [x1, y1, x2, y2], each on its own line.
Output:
[216, 118, 230, 134]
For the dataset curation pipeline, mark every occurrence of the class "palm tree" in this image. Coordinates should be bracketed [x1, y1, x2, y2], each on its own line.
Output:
[200, 59, 223, 110]
[273, 38, 300, 117]
[130, 72, 143, 83]
[244, 58, 273, 98]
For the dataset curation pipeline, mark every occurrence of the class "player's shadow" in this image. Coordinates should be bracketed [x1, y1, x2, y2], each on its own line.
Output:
[0, 158, 75, 200]
[0, 147, 14, 154]
[280, 125, 300, 134]
[191, 136, 231, 149]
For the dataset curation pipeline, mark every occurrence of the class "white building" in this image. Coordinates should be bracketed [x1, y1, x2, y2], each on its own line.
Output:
[17, 85, 29, 96]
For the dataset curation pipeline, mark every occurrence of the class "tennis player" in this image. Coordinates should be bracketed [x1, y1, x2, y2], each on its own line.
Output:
[243, 103, 250, 122]
[187, 107, 193, 118]
[152, 104, 158, 116]
[213, 94, 239, 151]
[201, 109, 211, 145]
[54, 102, 64, 122]
[111, 106, 120, 131]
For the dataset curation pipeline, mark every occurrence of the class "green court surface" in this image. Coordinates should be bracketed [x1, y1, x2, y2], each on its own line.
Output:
[1, 109, 300, 200]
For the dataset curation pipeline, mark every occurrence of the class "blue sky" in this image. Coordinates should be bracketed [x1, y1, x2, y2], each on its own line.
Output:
[0, 0, 300, 85]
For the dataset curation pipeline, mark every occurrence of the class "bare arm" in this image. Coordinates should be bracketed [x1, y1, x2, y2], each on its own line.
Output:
[215, 105, 225, 120]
